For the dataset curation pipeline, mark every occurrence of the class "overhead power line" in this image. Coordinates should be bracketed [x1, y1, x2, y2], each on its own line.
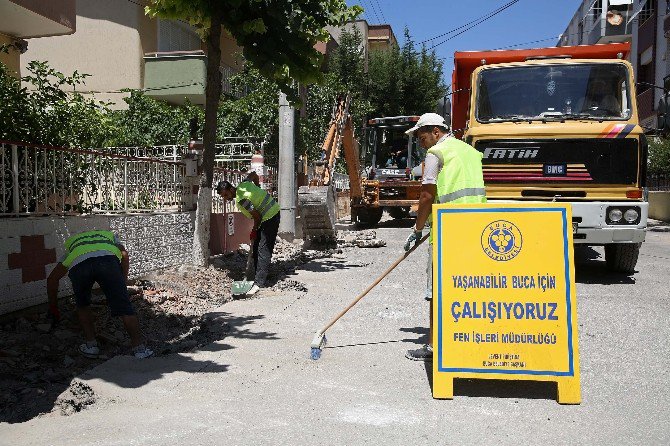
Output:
[372, 0, 388, 23]
[426, 0, 520, 51]
[360, 0, 382, 24]
[419, 0, 520, 46]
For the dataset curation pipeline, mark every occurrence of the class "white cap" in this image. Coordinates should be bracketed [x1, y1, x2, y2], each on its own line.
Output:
[405, 112, 448, 136]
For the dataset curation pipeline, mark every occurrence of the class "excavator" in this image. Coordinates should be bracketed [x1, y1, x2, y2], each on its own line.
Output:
[298, 94, 424, 241]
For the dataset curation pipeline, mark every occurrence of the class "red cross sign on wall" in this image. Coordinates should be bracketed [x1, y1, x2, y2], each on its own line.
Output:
[8, 235, 57, 283]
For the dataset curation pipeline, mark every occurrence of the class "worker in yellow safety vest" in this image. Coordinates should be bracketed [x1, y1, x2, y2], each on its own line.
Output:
[217, 178, 281, 296]
[403, 113, 486, 361]
[46, 230, 153, 359]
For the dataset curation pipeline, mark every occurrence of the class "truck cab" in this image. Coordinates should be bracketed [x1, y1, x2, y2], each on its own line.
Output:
[454, 43, 647, 272]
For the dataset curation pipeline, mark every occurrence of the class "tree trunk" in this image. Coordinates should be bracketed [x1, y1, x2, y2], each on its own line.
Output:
[192, 15, 223, 267]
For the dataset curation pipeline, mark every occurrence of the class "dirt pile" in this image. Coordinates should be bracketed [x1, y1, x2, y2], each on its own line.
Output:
[55, 380, 96, 416]
[0, 234, 343, 423]
[337, 230, 386, 248]
[0, 264, 235, 423]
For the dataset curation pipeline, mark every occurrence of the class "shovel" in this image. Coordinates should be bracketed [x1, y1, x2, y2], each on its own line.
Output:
[232, 242, 255, 297]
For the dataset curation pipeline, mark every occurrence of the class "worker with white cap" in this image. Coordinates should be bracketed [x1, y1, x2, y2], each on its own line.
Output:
[403, 112, 486, 361]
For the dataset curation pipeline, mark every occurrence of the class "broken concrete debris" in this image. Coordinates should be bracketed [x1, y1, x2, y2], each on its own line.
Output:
[56, 380, 96, 416]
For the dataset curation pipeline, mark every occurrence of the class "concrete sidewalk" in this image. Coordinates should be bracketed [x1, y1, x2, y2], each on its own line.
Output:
[2, 224, 669, 445]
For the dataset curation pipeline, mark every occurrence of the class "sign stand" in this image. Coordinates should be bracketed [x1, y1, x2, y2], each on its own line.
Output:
[432, 203, 581, 404]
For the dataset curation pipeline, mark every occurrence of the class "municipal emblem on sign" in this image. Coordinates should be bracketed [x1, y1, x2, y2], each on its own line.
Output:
[481, 220, 522, 261]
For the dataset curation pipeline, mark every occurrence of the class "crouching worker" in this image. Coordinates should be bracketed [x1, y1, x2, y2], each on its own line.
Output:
[216, 179, 280, 296]
[46, 230, 153, 359]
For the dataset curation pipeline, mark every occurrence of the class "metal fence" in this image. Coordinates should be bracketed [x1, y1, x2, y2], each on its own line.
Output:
[648, 173, 670, 191]
[0, 141, 188, 216]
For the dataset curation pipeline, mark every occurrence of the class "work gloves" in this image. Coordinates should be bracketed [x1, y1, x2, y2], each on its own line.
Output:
[404, 228, 423, 251]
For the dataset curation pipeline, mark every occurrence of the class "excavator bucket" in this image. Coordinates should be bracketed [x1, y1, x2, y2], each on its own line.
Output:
[298, 184, 337, 241]
[298, 94, 353, 242]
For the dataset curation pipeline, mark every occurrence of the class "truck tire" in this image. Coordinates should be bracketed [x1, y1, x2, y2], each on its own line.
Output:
[604, 243, 641, 274]
[387, 206, 410, 219]
[356, 207, 383, 227]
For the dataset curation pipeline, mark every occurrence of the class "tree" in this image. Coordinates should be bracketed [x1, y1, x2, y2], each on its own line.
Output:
[367, 28, 446, 117]
[145, 1, 361, 266]
[649, 137, 670, 175]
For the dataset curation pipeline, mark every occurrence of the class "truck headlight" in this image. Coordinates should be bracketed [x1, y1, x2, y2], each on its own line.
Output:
[608, 208, 622, 223]
[624, 208, 639, 223]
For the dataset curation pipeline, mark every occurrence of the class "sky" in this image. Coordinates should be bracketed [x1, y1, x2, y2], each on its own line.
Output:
[346, 0, 583, 83]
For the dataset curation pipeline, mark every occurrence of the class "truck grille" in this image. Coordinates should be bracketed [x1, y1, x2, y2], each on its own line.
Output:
[475, 138, 638, 185]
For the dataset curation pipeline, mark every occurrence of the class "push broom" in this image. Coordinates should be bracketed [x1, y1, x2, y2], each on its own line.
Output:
[310, 233, 430, 360]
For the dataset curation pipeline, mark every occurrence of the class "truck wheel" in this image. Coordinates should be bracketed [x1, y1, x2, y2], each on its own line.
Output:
[388, 207, 410, 219]
[356, 207, 383, 227]
[604, 243, 641, 274]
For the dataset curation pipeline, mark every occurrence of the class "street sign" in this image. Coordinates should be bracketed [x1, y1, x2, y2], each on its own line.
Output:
[432, 203, 581, 404]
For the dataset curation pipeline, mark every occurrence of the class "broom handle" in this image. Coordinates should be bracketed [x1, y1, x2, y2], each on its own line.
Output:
[318, 233, 430, 335]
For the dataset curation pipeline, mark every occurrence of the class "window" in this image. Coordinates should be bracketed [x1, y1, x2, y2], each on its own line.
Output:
[639, 0, 655, 25]
[475, 63, 632, 122]
[592, 0, 602, 23]
[158, 19, 201, 52]
[637, 60, 653, 92]
[578, 21, 584, 44]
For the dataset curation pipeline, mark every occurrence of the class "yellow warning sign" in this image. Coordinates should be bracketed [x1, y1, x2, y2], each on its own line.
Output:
[432, 203, 580, 404]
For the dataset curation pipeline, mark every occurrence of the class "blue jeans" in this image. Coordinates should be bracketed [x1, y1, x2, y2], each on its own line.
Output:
[68, 255, 135, 317]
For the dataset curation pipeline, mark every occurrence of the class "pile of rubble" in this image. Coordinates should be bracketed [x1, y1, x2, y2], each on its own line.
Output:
[0, 229, 382, 422]
[337, 229, 386, 248]
[0, 263, 235, 423]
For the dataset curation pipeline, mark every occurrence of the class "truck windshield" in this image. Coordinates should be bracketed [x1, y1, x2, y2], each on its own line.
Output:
[476, 63, 632, 122]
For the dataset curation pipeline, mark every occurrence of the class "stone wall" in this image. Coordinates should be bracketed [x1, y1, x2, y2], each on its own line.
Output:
[0, 212, 194, 315]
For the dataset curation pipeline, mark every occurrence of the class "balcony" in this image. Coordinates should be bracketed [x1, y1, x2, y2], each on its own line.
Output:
[0, 0, 75, 38]
[587, 11, 632, 45]
[144, 51, 207, 106]
[143, 52, 245, 105]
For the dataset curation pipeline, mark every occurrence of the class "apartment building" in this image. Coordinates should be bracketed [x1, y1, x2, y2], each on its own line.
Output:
[559, 0, 669, 129]
[20, 0, 243, 108]
[325, 20, 399, 70]
[0, 0, 76, 76]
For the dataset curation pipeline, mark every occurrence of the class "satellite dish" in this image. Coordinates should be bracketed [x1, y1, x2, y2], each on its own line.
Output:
[607, 11, 623, 26]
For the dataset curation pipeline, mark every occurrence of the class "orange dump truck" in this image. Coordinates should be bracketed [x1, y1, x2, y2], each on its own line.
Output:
[453, 42, 647, 272]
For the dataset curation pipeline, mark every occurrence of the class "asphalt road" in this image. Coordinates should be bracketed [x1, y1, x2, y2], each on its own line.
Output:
[2, 217, 669, 445]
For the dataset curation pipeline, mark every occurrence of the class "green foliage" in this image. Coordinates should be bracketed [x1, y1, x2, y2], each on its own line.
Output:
[145, 0, 362, 98]
[649, 137, 670, 175]
[110, 90, 203, 146]
[367, 28, 447, 117]
[217, 66, 280, 140]
[0, 60, 114, 147]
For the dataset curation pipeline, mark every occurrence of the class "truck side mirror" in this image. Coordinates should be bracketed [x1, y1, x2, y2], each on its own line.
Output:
[436, 96, 452, 127]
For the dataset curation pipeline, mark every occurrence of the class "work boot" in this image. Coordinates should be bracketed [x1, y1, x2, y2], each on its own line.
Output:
[79, 341, 100, 359]
[405, 344, 433, 361]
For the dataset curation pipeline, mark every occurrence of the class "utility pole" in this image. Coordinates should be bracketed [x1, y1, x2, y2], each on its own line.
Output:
[278, 91, 296, 238]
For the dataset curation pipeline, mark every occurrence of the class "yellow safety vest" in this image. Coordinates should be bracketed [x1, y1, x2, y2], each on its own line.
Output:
[428, 137, 487, 205]
[62, 230, 122, 268]
[427, 138, 486, 242]
[236, 181, 280, 222]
